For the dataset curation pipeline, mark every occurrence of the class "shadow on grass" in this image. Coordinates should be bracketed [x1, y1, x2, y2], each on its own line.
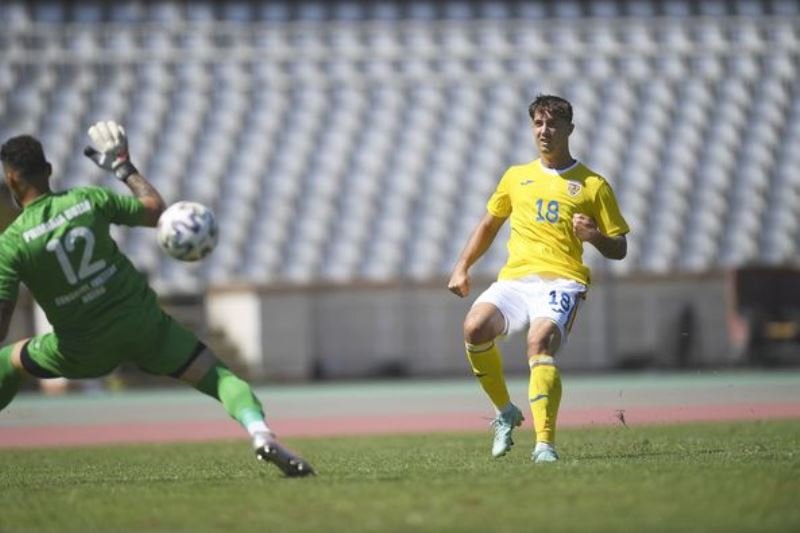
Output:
[576, 448, 727, 461]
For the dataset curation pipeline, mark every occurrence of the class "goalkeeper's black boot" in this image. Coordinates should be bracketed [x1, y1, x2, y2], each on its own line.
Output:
[254, 434, 315, 477]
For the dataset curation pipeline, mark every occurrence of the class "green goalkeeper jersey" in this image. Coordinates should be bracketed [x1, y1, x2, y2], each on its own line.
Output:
[0, 186, 156, 343]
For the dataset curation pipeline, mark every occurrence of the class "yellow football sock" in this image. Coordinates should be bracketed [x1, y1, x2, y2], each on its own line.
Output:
[528, 354, 562, 444]
[465, 341, 511, 411]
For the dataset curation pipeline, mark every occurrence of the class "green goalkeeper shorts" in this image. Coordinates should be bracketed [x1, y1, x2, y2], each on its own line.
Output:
[19, 308, 200, 380]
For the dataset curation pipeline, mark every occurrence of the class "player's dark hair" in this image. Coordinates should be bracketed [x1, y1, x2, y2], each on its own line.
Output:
[528, 94, 573, 123]
[0, 135, 51, 187]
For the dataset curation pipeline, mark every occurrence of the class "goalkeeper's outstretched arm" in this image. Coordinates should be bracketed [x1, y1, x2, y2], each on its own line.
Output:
[119, 173, 165, 227]
[84, 120, 165, 227]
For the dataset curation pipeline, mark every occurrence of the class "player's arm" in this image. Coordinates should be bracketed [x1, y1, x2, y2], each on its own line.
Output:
[448, 213, 506, 297]
[591, 233, 627, 260]
[117, 173, 165, 227]
[0, 299, 16, 342]
[572, 213, 627, 260]
[84, 121, 166, 227]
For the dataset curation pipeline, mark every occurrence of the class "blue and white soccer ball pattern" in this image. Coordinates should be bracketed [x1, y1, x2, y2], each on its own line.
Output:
[157, 201, 218, 261]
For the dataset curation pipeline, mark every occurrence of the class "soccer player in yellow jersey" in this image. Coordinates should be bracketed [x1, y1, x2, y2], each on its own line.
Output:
[448, 95, 629, 463]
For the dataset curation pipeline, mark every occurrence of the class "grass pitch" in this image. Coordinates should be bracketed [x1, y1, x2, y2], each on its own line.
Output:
[2, 420, 799, 532]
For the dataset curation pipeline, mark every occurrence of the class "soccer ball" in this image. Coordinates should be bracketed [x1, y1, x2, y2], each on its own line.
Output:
[157, 201, 218, 261]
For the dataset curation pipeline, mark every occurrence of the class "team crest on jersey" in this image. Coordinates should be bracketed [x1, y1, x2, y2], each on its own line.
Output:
[567, 181, 582, 197]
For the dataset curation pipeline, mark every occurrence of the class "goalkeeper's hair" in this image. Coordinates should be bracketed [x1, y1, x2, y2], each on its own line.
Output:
[528, 94, 573, 124]
[0, 135, 52, 187]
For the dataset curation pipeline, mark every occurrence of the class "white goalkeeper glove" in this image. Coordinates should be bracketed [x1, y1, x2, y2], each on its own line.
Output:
[84, 120, 138, 181]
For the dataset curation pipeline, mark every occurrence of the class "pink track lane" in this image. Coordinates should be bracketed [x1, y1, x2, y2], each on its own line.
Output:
[1, 403, 799, 449]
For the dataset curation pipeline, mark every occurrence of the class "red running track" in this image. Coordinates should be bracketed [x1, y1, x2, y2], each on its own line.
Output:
[2, 403, 799, 449]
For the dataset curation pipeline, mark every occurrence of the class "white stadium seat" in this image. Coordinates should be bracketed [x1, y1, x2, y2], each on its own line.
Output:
[2, 0, 798, 290]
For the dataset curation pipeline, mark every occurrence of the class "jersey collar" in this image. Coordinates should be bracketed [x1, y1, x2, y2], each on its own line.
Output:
[538, 159, 580, 175]
[23, 192, 53, 209]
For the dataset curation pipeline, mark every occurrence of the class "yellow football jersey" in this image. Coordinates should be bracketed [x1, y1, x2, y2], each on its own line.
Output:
[486, 159, 629, 285]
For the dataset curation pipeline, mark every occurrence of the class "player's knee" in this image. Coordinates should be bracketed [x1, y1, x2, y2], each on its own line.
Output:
[463, 316, 496, 345]
[527, 319, 563, 356]
[527, 339, 550, 357]
[7, 340, 27, 372]
[527, 332, 561, 358]
[172, 343, 220, 386]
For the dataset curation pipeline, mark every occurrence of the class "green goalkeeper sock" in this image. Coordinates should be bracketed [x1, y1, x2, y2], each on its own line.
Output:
[0, 345, 21, 412]
[193, 361, 265, 429]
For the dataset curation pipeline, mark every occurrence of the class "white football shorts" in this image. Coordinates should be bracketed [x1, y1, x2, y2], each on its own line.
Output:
[472, 275, 587, 342]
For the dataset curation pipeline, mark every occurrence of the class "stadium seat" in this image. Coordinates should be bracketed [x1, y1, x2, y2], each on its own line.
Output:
[2, 0, 797, 288]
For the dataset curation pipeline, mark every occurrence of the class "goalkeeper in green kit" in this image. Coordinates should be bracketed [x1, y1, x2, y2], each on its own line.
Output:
[0, 121, 314, 477]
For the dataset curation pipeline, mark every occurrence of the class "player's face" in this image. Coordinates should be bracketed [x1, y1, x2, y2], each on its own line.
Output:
[532, 110, 573, 155]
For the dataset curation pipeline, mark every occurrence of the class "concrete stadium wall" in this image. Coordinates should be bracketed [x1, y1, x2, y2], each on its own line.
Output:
[208, 274, 734, 381]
